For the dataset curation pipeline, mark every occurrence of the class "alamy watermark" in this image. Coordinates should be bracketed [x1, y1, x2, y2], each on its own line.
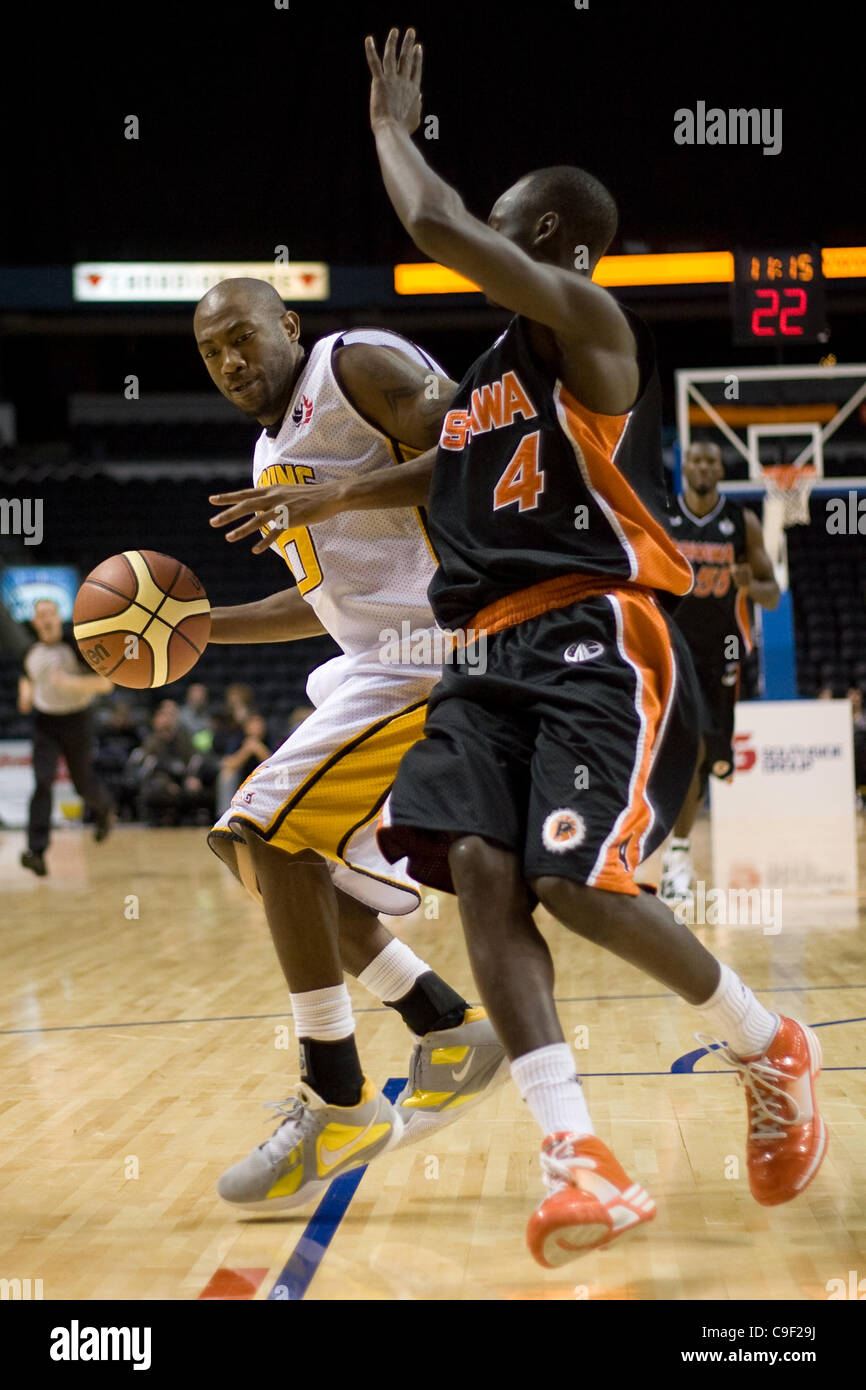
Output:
[826, 1270, 866, 1299]
[379, 621, 487, 673]
[50, 1321, 151, 1369]
[674, 103, 782, 157]
[825, 492, 866, 535]
[673, 882, 782, 935]
[0, 497, 43, 545]
[0, 1277, 43, 1299]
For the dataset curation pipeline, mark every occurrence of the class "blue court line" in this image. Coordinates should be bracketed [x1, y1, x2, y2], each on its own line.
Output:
[267, 1078, 405, 1302]
[267, 1014, 866, 1298]
[4, 984, 865, 1036]
[671, 1016, 866, 1072]
[567, 1067, 866, 1076]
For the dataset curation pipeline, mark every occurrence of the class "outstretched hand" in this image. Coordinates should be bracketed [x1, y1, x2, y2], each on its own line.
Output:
[365, 27, 423, 133]
[209, 483, 344, 554]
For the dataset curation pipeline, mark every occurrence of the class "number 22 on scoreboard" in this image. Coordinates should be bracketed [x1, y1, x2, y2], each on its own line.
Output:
[751, 287, 808, 337]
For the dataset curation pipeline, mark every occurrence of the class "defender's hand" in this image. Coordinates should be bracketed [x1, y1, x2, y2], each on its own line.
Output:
[209, 483, 344, 554]
[365, 27, 423, 133]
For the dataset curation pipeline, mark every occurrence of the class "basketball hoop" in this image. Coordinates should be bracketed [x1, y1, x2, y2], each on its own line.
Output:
[760, 464, 817, 595]
[762, 464, 817, 529]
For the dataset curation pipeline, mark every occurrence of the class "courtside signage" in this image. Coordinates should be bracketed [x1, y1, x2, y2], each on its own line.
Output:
[709, 699, 857, 897]
[717, 700, 853, 814]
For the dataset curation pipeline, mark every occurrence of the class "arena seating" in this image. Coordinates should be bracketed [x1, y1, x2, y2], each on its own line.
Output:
[1, 467, 864, 741]
[789, 502, 866, 696]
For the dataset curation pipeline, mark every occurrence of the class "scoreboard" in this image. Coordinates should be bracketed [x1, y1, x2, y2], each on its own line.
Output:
[731, 246, 828, 346]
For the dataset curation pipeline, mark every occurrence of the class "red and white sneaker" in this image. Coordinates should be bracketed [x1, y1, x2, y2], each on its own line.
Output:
[526, 1133, 656, 1268]
[697, 1016, 827, 1206]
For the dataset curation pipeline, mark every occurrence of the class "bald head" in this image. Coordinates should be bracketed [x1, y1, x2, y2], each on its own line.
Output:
[32, 598, 62, 643]
[194, 278, 305, 426]
[488, 166, 618, 272]
[195, 277, 286, 328]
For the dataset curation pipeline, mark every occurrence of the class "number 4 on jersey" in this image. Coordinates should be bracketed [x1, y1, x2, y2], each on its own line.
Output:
[493, 431, 545, 513]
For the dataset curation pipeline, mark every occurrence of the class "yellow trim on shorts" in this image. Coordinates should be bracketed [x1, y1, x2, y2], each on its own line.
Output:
[227, 697, 429, 866]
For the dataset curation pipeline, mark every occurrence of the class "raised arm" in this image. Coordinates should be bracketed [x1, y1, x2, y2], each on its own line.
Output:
[365, 28, 637, 413]
[208, 585, 327, 643]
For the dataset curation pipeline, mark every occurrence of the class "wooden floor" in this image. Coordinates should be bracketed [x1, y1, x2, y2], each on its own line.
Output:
[1, 816, 864, 1302]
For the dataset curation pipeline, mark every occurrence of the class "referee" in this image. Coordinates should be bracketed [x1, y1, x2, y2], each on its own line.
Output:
[17, 598, 114, 876]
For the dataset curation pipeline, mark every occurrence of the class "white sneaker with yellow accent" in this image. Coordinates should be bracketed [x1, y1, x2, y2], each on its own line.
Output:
[392, 1006, 510, 1147]
[217, 1078, 402, 1212]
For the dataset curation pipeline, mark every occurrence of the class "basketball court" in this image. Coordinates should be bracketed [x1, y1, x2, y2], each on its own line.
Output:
[1, 4, 865, 1334]
[1, 809, 863, 1302]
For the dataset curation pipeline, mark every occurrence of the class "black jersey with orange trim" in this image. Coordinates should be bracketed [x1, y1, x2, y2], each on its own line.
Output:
[666, 494, 752, 665]
[426, 309, 692, 630]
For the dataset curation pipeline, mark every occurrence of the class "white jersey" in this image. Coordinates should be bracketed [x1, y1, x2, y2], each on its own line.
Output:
[252, 328, 445, 658]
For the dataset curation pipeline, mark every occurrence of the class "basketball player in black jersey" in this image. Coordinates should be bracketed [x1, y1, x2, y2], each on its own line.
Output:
[358, 28, 827, 1265]
[660, 440, 779, 904]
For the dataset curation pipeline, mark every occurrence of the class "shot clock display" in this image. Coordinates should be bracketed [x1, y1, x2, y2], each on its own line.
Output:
[732, 246, 828, 346]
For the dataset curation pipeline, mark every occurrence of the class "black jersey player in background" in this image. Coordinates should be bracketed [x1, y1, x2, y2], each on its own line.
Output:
[362, 28, 827, 1267]
[660, 440, 779, 905]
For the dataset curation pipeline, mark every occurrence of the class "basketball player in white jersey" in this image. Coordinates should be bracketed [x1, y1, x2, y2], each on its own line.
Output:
[194, 277, 507, 1212]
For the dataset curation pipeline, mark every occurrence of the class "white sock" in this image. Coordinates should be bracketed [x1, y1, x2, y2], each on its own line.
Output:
[511, 1043, 594, 1140]
[356, 938, 429, 1003]
[290, 983, 355, 1041]
[696, 963, 778, 1058]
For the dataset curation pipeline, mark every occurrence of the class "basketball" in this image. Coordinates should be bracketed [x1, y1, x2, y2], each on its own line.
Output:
[72, 550, 211, 689]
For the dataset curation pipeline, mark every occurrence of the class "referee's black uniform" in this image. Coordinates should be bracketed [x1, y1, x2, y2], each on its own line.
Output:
[22, 637, 113, 861]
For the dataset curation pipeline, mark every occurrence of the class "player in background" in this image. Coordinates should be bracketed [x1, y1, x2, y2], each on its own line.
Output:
[195, 277, 507, 1213]
[363, 29, 827, 1265]
[660, 440, 779, 905]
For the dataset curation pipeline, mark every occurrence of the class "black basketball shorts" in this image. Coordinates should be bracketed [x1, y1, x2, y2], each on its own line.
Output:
[693, 657, 740, 784]
[378, 588, 701, 897]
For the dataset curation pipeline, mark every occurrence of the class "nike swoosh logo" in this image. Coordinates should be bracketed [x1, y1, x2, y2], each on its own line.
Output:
[318, 1110, 384, 1169]
[451, 1048, 476, 1083]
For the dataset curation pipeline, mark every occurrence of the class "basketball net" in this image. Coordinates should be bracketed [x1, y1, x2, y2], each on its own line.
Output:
[761, 465, 817, 592]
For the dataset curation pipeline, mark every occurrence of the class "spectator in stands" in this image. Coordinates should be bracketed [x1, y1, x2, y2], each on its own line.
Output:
[93, 699, 145, 822]
[127, 700, 214, 827]
[216, 712, 271, 813]
[817, 685, 834, 700]
[226, 682, 255, 720]
[178, 682, 212, 741]
[211, 682, 255, 758]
